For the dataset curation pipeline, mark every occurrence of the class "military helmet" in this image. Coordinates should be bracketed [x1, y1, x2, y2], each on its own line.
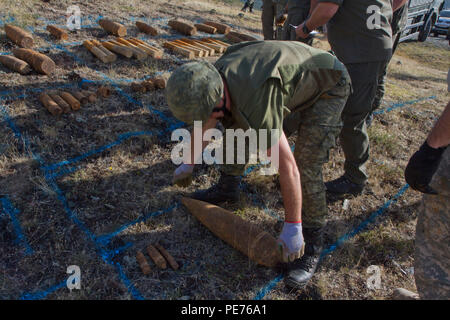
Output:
[166, 61, 224, 125]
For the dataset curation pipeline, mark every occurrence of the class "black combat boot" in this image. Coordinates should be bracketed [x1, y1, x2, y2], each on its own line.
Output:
[325, 175, 365, 197]
[284, 228, 323, 289]
[191, 173, 241, 205]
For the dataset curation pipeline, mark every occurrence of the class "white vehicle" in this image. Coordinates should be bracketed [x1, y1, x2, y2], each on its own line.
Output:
[432, 9, 450, 36]
[400, 0, 445, 42]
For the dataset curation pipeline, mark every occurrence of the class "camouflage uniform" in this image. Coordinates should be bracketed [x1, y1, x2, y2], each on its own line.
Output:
[281, 0, 312, 45]
[262, 0, 288, 39]
[214, 41, 351, 228]
[414, 147, 450, 299]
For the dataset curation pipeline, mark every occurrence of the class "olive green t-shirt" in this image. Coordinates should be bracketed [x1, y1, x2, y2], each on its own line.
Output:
[213, 40, 346, 148]
[319, 0, 394, 64]
[287, 0, 311, 11]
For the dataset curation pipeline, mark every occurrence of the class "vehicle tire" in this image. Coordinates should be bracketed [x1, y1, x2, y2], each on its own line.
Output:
[418, 16, 432, 42]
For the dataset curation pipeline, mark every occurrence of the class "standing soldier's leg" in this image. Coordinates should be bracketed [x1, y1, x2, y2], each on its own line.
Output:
[414, 148, 450, 299]
[249, 0, 255, 13]
[241, 0, 249, 12]
[262, 0, 275, 40]
[274, 0, 287, 39]
[326, 61, 387, 195]
[285, 75, 350, 289]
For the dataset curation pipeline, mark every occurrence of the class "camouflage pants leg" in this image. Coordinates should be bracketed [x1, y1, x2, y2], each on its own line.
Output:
[414, 148, 450, 300]
[288, 76, 350, 228]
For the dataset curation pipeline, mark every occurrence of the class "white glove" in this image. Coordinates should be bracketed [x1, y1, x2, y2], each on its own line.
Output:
[173, 163, 194, 187]
[277, 222, 305, 263]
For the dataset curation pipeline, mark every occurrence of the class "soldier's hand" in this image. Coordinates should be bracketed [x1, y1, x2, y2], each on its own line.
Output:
[277, 222, 305, 263]
[173, 163, 195, 187]
[405, 141, 446, 194]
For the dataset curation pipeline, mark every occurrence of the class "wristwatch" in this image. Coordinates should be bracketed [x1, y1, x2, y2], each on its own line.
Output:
[302, 21, 311, 34]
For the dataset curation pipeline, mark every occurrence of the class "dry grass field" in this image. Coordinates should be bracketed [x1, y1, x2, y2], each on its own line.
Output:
[0, 0, 449, 300]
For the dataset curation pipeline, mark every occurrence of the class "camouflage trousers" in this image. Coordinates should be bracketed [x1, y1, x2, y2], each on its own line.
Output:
[262, 0, 287, 40]
[414, 148, 450, 299]
[222, 75, 351, 228]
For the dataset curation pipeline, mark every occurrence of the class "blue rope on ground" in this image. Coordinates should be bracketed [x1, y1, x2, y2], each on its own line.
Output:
[253, 184, 410, 300]
[1, 99, 146, 300]
[20, 281, 67, 300]
[0, 196, 33, 255]
[95, 203, 179, 247]
[373, 95, 436, 115]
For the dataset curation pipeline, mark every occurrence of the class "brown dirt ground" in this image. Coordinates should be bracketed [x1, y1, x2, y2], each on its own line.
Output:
[0, 0, 449, 300]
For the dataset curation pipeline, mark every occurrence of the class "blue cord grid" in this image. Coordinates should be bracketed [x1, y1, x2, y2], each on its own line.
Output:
[0, 14, 439, 300]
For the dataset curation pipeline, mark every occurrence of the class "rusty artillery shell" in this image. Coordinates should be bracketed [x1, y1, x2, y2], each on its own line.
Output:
[136, 21, 158, 36]
[225, 33, 243, 43]
[154, 244, 179, 270]
[146, 244, 167, 269]
[163, 42, 194, 59]
[181, 197, 282, 268]
[203, 21, 231, 34]
[0, 55, 32, 75]
[131, 82, 146, 93]
[194, 23, 217, 34]
[142, 79, 154, 91]
[153, 76, 167, 89]
[102, 41, 133, 58]
[83, 40, 110, 63]
[168, 20, 197, 36]
[39, 93, 62, 116]
[97, 86, 111, 98]
[136, 251, 151, 275]
[46, 25, 69, 40]
[91, 39, 117, 62]
[99, 19, 127, 37]
[80, 90, 97, 103]
[228, 31, 258, 41]
[71, 91, 89, 105]
[49, 93, 71, 113]
[4, 24, 34, 48]
[12, 48, 55, 75]
[59, 91, 81, 110]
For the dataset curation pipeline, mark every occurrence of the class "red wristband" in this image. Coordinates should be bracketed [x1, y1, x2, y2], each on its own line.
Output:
[285, 220, 302, 224]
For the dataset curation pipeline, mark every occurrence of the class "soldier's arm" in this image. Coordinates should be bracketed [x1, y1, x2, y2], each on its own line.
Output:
[296, 1, 339, 38]
[270, 132, 302, 223]
[309, 0, 319, 15]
